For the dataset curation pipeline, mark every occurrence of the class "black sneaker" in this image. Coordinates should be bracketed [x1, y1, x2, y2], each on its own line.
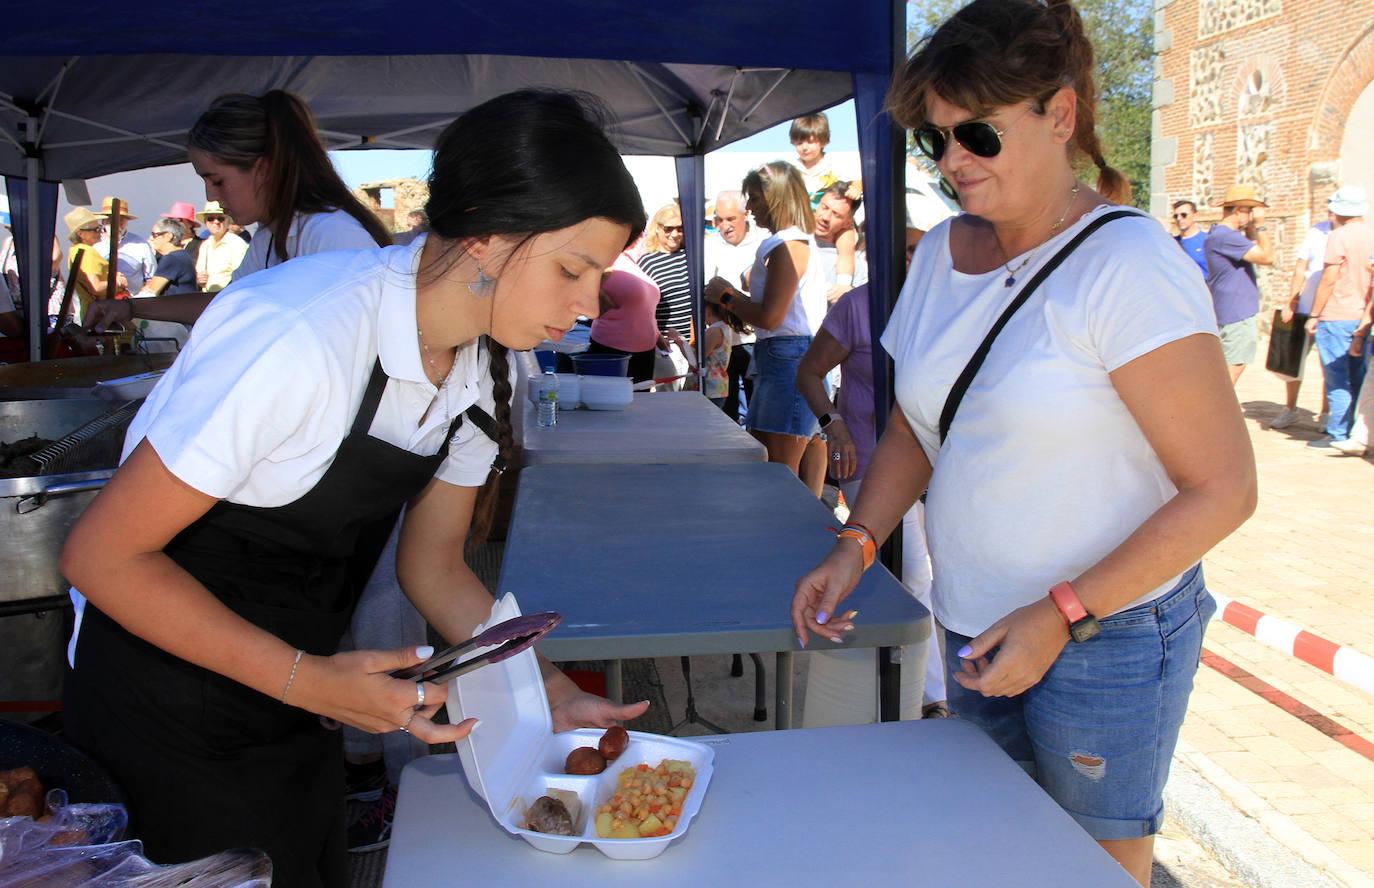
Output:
[348, 784, 396, 853]
[344, 759, 387, 802]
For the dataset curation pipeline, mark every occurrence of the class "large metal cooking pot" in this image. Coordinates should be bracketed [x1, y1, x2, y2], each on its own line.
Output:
[0, 399, 120, 606]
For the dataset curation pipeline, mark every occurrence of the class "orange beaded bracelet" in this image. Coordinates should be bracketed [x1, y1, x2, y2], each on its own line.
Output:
[837, 522, 877, 571]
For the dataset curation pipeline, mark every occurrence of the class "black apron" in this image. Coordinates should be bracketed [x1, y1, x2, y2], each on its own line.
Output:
[66, 358, 484, 888]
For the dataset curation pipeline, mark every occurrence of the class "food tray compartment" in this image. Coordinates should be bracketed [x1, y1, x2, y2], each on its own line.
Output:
[582, 731, 714, 860]
[508, 770, 601, 855]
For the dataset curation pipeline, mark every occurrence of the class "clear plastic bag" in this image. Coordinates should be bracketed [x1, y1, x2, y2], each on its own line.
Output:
[0, 790, 269, 888]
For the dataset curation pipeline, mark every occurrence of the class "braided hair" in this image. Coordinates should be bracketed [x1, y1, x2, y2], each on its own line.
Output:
[423, 89, 647, 551]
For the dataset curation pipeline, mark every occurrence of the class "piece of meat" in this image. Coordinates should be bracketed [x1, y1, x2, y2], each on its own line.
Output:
[525, 796, 575, 835]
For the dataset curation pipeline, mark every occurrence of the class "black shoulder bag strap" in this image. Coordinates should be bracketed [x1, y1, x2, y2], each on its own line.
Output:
[937, 209, 1139, 445]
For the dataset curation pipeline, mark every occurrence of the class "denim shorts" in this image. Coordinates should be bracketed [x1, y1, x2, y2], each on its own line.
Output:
[746, 335, 822, 437]
[944, 564, 1214, 840]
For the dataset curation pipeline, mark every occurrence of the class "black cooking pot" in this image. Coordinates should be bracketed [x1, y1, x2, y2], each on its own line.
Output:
[0, 717, 125, 806]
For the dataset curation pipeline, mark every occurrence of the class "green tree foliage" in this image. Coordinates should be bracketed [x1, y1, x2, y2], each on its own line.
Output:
[905, 0, 1153, 208]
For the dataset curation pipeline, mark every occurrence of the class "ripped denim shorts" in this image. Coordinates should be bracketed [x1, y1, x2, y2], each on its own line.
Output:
[943, 564, 1214, 840]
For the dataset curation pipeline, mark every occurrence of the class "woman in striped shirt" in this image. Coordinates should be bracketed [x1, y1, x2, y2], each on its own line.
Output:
[638, 203, 694, 343]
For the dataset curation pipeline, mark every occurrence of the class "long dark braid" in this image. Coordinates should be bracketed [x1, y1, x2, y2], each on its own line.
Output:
[466, 338, 514, 554]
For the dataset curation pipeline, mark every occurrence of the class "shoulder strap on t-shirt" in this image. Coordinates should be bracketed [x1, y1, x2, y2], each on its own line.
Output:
[937, 209, 1139, 445]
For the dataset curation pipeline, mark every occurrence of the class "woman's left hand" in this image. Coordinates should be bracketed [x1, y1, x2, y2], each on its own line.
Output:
[952, 597, 1069, 698]
[824, 419, 858, 480]
[549, 688, 650, 733]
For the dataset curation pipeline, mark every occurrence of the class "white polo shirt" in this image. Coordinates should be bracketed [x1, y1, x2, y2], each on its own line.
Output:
[127, 236, 510, 506]
[880, 205, 1218, 636]
[232, 209, 381, 283]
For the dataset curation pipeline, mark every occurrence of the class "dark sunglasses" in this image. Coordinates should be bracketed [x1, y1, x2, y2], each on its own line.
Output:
[203, 215, 226, 222]
[913, 105, 1034, 163]
[661, 224, 684, 234]
[1172, 212, 1192, 219]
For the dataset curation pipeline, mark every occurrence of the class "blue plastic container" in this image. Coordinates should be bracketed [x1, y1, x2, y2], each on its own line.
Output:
[571, 353, 630, 377]
[533, 350, 558, 372]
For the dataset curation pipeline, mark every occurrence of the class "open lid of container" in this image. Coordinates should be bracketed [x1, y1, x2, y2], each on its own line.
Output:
[447, 593, 552, 813]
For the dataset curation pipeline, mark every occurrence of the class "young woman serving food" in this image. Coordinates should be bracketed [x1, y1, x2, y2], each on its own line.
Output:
[61, 89, 649, 888]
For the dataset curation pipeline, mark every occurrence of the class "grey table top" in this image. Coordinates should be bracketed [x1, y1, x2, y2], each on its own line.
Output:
[501, 462, 927, 661]
[519, 391, 766, 466]
[382, 720, 1137, 887]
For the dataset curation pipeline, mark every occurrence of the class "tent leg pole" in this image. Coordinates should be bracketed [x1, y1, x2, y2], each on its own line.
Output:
[26, 149, 42, 363]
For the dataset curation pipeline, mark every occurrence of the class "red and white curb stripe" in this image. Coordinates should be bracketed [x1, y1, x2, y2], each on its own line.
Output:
[1210, 591, 1374, 697]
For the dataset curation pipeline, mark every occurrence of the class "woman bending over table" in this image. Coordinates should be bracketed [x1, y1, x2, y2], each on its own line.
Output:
[790, 2, 1255, 884]
[61, 89, 649, 888]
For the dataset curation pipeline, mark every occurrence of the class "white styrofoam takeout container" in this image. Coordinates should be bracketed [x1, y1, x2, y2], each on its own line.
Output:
[447, 594, 714, 859]
[91, 370, 163, 402]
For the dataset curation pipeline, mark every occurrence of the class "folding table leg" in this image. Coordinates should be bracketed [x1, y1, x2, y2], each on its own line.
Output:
[774, 651, 793, 729]
[878, 646, 899, 721]
[604, 659, 623, 704]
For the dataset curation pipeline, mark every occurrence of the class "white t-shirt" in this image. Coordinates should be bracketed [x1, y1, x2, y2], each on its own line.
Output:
[749, 227, 827, 340]
[790, 153, 860, 198]
[127, 237, 509, 505]
[880, 205, 1218, 636]
[706, 226, 764, 293]
[1295, 221, 1332, 315]
[97, 232, 157, 293]
[232, 209, 381, 282]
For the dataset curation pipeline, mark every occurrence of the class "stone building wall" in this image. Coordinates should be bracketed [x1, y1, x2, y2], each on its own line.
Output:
[352, 178, 430, 234]
[1152, 0, 1374, 312]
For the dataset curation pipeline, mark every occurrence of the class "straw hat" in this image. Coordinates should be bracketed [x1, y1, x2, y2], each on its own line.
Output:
[162, 201, 198, 222]
[95, 196, 138, 219]
[1216, 184, 1268, 209]
[64, 207, 104, 234]
[196, 200, 233, 223]
[1328, 185, 1369, 217]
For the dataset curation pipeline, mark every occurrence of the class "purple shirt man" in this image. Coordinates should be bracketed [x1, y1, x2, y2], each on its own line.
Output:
[1204, 225, 1260, 325]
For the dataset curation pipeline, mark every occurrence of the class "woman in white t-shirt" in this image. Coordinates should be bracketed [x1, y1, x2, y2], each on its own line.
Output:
[60, 90, 650, 886]
[83, 90, 390, 334]
[1270, 213, 1334, 429]
[790, 2, 1256, 883]
[705, 161, 828, 474]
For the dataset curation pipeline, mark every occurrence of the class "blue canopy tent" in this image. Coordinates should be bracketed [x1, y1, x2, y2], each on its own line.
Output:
[3, 0, 906, 435]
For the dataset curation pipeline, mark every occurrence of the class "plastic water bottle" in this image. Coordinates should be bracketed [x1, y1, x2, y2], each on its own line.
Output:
[536, 369, 559, 428]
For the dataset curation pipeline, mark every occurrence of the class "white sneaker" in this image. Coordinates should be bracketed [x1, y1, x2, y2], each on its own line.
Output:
[1270, 407, 1300, 429]
[1330, 438, 1369, 456]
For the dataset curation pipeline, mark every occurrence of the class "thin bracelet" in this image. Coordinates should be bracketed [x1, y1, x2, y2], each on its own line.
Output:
[281, 649, 304, 703]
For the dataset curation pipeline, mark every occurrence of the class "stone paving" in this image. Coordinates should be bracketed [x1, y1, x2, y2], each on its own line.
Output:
[1178, 350, 1374, 883]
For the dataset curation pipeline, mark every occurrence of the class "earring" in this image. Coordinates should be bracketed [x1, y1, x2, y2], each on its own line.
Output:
[469, 262, 495, 298]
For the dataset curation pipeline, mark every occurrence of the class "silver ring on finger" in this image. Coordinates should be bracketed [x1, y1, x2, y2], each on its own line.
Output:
[832, 452, 841, 460]
[400, 710, 418, 734]
[414, 680, 426, 710]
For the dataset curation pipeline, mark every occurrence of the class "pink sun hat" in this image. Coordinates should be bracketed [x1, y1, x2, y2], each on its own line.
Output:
[161, 201, 198, 222]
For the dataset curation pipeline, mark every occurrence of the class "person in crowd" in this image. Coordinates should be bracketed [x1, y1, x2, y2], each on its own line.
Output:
[705, 190, 761, 423]
[589, 239, 660, 383]
[161, 201, 204, 264]
[1305, 185, 1374, 448]
[1271, 207, 1334, 430]
[638, 202, 693, 342]
[138, 218, 198, 296]
[1171, 199, 1208, 278]
[60, 89, 650, 887]
[1335, 253, 1374, 456]
[0, 213, 25, 337]
[94, 197, 158, 294]
[193, 201, 249, 292]
[701, 300, 743, 409]
[64, 208, 126, 319]
[229, 221, 252, 244]
[1204, 184, 1275, 385]
[788, 113, 861, 207]
[905, 157, 958, 248]
[394, 208, 430, 246]
[813, 182, 865, 304]
[796, 270, 948, 725]
[790, 2, 1256, 884]
[704, 161, 827, 477]
[638, 203, 693, 388]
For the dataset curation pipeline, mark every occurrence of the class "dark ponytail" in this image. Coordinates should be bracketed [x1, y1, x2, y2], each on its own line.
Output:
[423, 89, 647, 551]
[189, 90, 393, 263]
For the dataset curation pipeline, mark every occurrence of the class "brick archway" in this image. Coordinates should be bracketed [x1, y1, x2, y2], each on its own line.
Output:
[1312, 22, 1374, 158]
